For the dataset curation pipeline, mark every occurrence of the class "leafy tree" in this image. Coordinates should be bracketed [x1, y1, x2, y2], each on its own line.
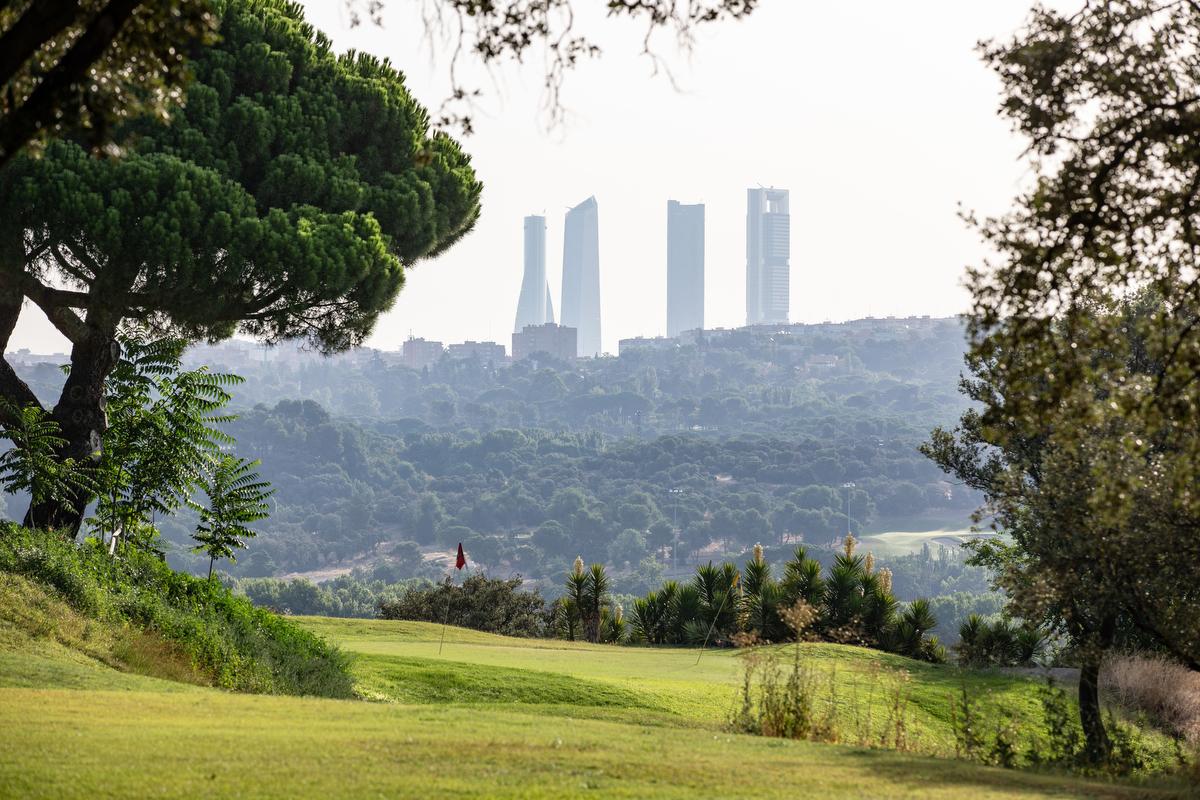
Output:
[926, 1, 1200, 762]
[0, 1, 216, 166]
[192, 454, 273, 579]
[377, 574, 545, 637]
[965, 1, 1200, 670]
[91, 332, 238, 551]
[0, 0, 481, 533]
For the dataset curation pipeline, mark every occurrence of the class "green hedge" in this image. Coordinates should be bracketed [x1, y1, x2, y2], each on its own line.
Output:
[0, 525, 352, 697]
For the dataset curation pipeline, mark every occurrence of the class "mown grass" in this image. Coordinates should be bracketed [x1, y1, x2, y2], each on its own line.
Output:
[0, 588, 1191, 798]
[0, 687, 1177, 799]
[301, 616, 1175, 763]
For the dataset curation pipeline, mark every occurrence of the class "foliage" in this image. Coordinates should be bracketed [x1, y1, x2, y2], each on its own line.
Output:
[377, 574, 546, 638]
[955, 615, 1046, 668]
[562, 557, 613, 644]
[624, 540, 945, 662]
[937, 0, 1200, 763]
[0, 401, 93, 528]
[347, 0, 757, 132]
[0, 525, 351, 696]
[192, 454, 272, 578]
[0, 0, 481, 531]
[91, 332, 239, 552]
[0, 1, 217, 165]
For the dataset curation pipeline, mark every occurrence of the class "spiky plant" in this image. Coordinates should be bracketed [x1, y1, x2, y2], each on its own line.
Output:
[781, 547, 825, 608]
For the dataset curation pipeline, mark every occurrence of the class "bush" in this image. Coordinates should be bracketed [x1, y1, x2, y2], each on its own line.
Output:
[955, 615, 1046, 668]
[377, 574, 545, 637]
[1102, 653, 1200, 742]
[0, 525, 352, 697]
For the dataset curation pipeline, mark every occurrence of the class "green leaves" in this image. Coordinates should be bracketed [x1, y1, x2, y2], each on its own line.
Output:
[192, 454, 273, 578]
[0, 401, 95, 528]
[0, 0, 480, 354]
[91, 330, 242, 550]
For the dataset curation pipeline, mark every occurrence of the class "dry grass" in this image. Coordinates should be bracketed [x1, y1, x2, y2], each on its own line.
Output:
[1102, 653, 1200, 741]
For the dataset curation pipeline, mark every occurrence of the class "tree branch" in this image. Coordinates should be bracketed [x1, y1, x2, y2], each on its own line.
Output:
[0, 0, 142, 166]
[20, 273, 88, 342]
[0, 0, 83, 90]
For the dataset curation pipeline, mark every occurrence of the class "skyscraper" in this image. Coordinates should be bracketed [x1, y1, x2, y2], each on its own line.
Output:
[667, 200, 704, 337]
[513, 215, 555, 333]
[561, 196, 602, 357]
[746, 187, 790, 325]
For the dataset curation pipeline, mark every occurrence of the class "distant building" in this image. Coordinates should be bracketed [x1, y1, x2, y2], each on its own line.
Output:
[618, 336, 677, 357]
[667, 200, 704, 338]
[514, 215, 555, 333]
[512, 323, 577, 363]
[447, 340, 507, 363]
[402, 337, 444, 370]
[746, 187, 790, 325]
[561, 197, 602, 357]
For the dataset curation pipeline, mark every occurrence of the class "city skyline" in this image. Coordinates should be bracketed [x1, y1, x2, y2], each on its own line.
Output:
[4, 1, 1057, 357]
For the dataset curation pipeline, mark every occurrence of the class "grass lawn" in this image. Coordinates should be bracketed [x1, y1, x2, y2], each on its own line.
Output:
[0, 577, 1188, 798]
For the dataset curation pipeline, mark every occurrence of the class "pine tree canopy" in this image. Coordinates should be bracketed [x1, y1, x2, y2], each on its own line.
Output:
[0, 0, 482, 353]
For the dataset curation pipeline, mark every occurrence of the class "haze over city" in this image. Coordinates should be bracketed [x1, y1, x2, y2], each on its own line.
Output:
[6, 1, 1060, 357]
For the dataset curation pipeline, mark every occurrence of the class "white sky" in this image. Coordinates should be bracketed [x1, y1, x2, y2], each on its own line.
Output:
[9, 1, 1060, 356]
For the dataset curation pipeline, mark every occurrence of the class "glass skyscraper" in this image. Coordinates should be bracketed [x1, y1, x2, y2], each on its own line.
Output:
[561, 197, 602, 357]
[667, 200, 704, 337]
[746, 188, 790, 325]
[513, 215, 555, 333]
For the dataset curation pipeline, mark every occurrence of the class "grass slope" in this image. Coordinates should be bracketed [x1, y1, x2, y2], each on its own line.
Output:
[299, 617, 1108, 757]
[0, 595, 1185, 799]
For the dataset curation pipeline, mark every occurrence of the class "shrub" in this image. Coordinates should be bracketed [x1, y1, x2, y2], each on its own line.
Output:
[1101, 653, 1200, 742]
[956, 614, 1047, 668]
[0, 525, 352, 697]
[377, 573, 546, 637]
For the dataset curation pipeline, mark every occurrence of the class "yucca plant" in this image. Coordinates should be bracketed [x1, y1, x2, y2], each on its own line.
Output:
[693, 561, 740, 641]
[671, 583, 703, 644]
[192, 454, 273, 579]
[564, 558, 611, 643]
[823, 557, 866, 634]
[781, 546, 825, 608]
[553, 596, 581, 641]
[599, 604, 625, 644]
[860, 583, 898, 644]
[1014, 625, 1047, 666]
[956, 614, 988, 666]
[629, 595, 658, 644]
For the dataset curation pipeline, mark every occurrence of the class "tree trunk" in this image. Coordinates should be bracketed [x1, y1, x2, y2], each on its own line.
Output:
[1077, 614, 1116, 765]
[207, 556, 215, 581]
[24, 325, 119, 535]
[1078, 652, 1109, 764]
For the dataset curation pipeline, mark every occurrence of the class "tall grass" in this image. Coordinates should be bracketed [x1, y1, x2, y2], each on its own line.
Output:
[0, 525, 352, 697]
[1102, 654, 1200, 742]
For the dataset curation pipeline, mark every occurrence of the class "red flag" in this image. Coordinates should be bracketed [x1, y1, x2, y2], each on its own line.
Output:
[455, 543, 466, 570]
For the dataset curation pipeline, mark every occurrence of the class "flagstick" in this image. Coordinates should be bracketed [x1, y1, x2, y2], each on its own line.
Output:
[438, 568, 451, 655]
[696, 585, 734, 665]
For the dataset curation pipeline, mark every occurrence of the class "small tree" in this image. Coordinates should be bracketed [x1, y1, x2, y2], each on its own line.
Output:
[192, 455, 272, 580]
[92, 332, 237, 552]
[0, 401, 92, 530]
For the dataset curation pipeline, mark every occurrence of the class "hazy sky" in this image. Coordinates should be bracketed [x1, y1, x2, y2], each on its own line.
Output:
[9, 1, 1058, 356]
